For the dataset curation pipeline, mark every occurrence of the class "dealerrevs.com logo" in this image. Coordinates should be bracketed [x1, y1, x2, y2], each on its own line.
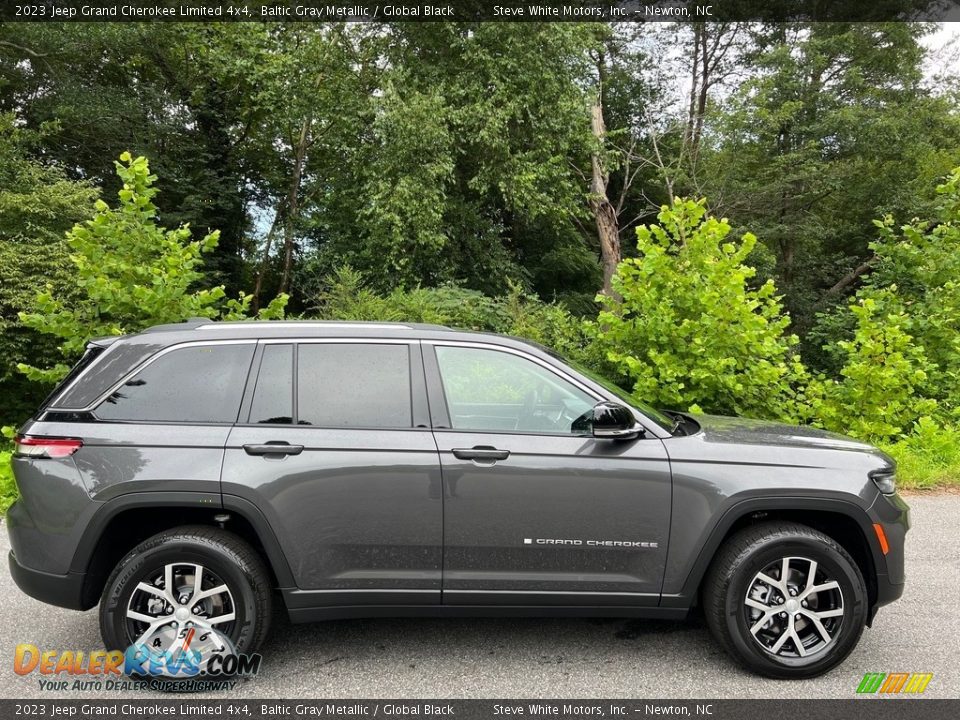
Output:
[856, 673, 934, 695]
[13, 631, 262, 692]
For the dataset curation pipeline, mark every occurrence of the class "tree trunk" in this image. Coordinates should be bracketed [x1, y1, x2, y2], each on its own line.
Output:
[278, 117, 311, 295]
[686, 25, 702, 150]
[251, 203, 284, 312]
[692, 26, 710, 152]
[588, 90, 621, 299]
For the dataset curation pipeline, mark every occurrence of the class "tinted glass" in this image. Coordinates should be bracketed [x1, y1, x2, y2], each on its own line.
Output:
[249, 344, 293, 424]
[96, 344, 255, 423]
[54, 341, 165, 409]
[40, 345, 104, 410]
[435, 346, 595, 434]
[297, 344, 411, 428]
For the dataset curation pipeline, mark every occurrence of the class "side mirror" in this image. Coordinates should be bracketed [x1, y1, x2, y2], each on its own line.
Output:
[575, 401, 643, 440]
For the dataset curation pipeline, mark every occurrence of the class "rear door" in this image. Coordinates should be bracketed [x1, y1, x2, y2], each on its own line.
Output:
[426, 342, 672, 606]
[222, 340, 444, 606]
[72, 341, 256, 501]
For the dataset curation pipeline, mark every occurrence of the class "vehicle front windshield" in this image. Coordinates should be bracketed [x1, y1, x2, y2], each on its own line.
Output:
[541, 348, 676, 432]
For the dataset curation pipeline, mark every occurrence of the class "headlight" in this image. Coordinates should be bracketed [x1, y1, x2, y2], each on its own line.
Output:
[870, 469, 897, 495]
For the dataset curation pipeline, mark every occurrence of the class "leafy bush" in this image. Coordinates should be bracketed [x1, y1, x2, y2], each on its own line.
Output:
[863, 171, 960, 417]
[595, 199, 808, 420]
[0, 115, 99, 426]
[311, 265, 596, 367]
[810, 292, 939, 441]
[809, 168, 960, 439]
[0, 427, 13, 514]
[0, 447, 13, 515]
[18, 153, 287, 384]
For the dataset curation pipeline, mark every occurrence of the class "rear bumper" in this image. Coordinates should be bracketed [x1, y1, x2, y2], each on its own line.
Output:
[8, 551, 88, 611]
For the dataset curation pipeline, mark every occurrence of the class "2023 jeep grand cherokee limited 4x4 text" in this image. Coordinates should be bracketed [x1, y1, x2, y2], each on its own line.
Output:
[7, 320, 908, 679]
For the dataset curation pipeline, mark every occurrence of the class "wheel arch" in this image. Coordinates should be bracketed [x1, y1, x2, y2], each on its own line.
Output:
[664, 497, 883, 615]
[72, 492, 295, 610]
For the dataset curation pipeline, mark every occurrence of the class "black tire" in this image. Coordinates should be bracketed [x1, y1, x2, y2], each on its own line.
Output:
[703, 521, 868, 679]
[99, 526, 272, 681]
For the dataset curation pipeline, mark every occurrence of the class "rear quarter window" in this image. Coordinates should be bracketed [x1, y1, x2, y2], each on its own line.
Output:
[52, 341, 165, 410]
[95, 344, 255, 424]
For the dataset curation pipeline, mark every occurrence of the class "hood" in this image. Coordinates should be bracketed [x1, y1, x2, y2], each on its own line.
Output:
[686, 413, 880, 454]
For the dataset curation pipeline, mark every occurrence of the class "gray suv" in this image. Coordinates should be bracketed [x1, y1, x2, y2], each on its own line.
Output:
[7, 320, 908, 678]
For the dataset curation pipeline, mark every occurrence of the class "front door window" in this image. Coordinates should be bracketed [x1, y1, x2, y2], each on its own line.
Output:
[434, 346, 594, 434]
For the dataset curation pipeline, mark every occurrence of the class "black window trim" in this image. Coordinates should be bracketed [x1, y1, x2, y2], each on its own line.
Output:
[235, 338, 429, 432]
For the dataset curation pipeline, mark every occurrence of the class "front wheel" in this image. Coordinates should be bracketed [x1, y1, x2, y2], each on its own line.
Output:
[703, 521, 868, 679]
[99, 526, 272, 679]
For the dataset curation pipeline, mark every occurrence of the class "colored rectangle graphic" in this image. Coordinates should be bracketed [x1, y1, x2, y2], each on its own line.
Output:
[857, 673, 933, 694]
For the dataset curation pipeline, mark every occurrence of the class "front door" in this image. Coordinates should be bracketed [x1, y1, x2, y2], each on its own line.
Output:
[426, 343, 672, 606]
[222, 340, 443, 606]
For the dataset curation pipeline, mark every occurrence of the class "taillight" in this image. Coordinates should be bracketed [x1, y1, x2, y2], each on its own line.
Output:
[13, 435, 83, 459]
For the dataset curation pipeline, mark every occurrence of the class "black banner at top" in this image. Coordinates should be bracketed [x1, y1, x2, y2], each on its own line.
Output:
[2, 0, 959, 22]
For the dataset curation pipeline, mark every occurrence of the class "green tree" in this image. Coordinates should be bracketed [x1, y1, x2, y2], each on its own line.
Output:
[311, 266, 595, 368]
[812, 292, 938, 440]
[865, 170, 960, 410]
[0, 115, 99, 425]
[304, 23, 602, 304]
[811, 167, 960, 438]
[596, 198, 807, 419]
[0, 24, 257, 293]
[18, 153, 286, 383]
[698, 23, 960, 353]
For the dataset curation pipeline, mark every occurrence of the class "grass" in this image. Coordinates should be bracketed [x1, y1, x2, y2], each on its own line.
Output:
[882, 420, 960, 491]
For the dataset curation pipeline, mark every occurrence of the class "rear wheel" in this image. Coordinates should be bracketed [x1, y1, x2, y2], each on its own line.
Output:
[703, 521, 868, 678]
[99, 526, 272, 679]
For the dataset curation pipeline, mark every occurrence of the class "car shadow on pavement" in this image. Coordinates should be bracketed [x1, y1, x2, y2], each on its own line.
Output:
[256, 606, 746, 679]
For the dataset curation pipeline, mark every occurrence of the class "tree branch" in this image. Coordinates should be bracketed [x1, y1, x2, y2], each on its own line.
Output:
[826, 256, 877, 295]
[0, 40, 47, 58]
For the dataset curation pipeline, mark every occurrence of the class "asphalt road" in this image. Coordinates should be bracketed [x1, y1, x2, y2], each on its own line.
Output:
[0, 495, 957, 700]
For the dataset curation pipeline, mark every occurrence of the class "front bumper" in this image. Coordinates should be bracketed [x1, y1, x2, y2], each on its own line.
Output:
[8, 551, 87, 611]
[866, 491, 909, 623]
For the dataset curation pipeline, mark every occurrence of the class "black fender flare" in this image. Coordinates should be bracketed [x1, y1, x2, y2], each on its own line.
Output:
[662, 496, 883, 609]
[70, 491, 296, 595]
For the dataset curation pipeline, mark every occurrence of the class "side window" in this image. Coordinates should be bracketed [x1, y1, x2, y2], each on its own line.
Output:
[249, 344, 293, 424]
[297, 344, 412, 428]
[434, 346, 595, 434]
[96, 344, 255, 423]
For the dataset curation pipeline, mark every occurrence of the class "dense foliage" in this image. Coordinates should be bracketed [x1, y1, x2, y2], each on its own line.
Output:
[0, 115, 99, 420]
[313, 266, 595, 367]
[18, 154, 287, 383]
[596, 199, 807, 420]
[1, 20, 959, 492]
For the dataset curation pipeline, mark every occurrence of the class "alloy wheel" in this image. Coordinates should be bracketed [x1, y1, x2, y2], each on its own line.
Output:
[125, 562, 237, 674]
[743, 555, 844, 658]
